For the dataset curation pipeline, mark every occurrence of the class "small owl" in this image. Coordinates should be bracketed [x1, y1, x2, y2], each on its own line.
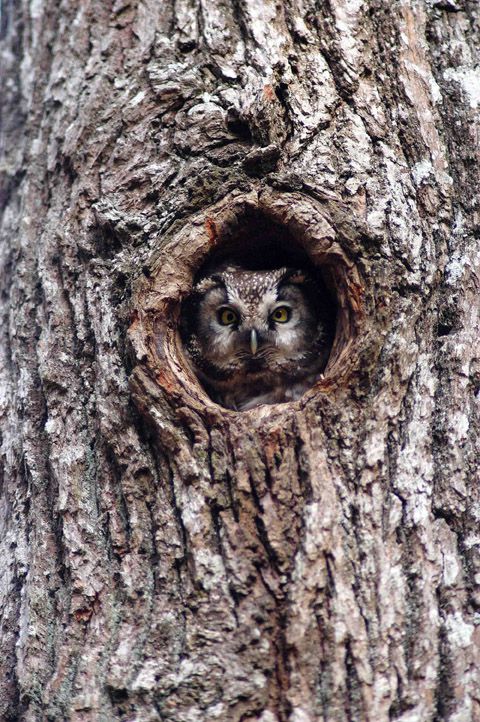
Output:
[181, 266, 331, 410]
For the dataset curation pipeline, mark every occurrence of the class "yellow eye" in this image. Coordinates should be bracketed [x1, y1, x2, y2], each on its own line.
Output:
[271, 306, 291, 323]
[218, 307, 238, 326]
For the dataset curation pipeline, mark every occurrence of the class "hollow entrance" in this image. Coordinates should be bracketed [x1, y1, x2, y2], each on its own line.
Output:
[180, 208, 338, 411]
[130, 189, 365, 418]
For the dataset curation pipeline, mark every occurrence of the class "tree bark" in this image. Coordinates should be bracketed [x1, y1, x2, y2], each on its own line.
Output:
[1, 1, 479, 721]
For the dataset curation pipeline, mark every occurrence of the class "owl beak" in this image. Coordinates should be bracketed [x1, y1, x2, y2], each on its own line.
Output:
[250, 329, 258, 355]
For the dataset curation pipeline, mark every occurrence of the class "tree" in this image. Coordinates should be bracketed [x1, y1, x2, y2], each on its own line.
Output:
[1, 1, 479, 720]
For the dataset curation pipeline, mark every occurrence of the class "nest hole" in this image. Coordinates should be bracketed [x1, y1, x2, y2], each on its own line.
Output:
[179, 208, 346, 411]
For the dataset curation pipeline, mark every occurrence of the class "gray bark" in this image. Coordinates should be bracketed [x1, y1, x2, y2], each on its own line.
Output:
[1, 1, 479, 721]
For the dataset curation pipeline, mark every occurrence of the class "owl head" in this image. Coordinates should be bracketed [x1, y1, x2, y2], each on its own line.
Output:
[181, 266, 329, 407]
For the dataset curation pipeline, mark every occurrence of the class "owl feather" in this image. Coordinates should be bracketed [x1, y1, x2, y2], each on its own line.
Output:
[181, 265, 331, 410]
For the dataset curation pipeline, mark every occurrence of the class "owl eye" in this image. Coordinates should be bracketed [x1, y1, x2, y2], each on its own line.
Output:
[217, 307, 239, 326]
[270, 306, 291, 323]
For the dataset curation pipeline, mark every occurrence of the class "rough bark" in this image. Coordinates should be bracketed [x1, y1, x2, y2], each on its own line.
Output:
[1, 1, 479, 721]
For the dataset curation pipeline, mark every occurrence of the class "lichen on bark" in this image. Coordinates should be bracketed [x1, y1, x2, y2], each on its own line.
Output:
[0, 1, 479, 721]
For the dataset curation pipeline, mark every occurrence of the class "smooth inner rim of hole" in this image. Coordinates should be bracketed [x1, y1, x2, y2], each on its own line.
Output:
[174, 215, 354, 408]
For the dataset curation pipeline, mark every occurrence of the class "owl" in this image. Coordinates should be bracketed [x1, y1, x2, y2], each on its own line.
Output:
[181, 265, 331, 411]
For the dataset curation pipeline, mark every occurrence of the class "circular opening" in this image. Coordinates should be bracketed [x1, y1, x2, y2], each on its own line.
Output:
[131, 190, 365, 418]
[179, 208, 338, 411]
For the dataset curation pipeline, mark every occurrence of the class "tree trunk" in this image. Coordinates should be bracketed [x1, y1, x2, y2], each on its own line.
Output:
[1, 1, 479, 720]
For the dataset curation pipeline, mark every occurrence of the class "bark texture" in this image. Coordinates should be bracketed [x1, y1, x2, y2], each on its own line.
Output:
[1, 1, 480, 721]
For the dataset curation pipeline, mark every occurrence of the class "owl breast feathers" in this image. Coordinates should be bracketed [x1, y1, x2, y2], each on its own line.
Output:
[181, 266, 331, 411]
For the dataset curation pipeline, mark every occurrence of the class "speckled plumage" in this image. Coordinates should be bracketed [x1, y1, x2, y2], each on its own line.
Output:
[181, 266, 330, 410]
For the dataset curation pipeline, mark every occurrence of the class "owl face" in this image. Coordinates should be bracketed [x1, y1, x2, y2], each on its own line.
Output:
[184, 267, 325, 391]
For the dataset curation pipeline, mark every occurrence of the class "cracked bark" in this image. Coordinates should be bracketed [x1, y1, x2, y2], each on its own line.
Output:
[1, 1, 479, 721]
